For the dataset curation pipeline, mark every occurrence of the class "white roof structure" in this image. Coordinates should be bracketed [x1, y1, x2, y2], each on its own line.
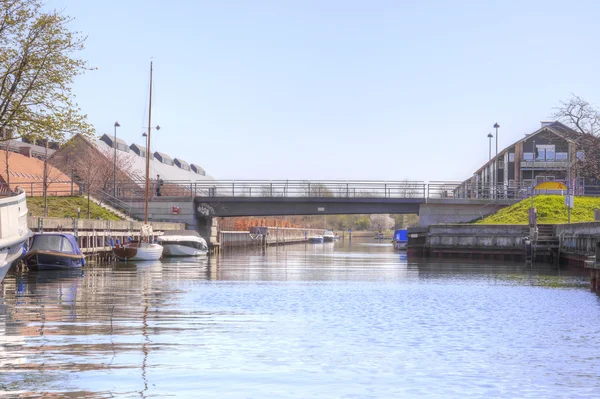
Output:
[95, 139, 213, 183]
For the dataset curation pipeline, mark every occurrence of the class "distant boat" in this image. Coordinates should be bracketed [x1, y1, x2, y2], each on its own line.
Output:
[23, 233, 85, 270]
[375, 232, 385, 240]
[392, 229, 408, 250]
[0, 189, 32, 281]
[323, 230, 335, 242]
[308, 236, 324, 243]
[158, 231, 208, 257]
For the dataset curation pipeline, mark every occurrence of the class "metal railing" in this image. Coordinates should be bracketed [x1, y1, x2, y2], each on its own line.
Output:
[90, 188, 133, 217]
[6, 179, 600, 202]
[112, 180, 429, 200]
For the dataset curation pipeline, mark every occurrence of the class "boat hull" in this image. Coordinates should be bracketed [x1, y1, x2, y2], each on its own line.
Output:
[162, 244, 208, 257]
[23, 250, 84, 270]
[113, 243, 163, 261]
[323, 236, 335, 242]
[0, 244, 26, 282]
[0, 190, 32, 282]
[308, 237, 324, 243]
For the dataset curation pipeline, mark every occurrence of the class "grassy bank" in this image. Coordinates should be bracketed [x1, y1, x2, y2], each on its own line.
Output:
[27, 196, 121, 220]
[477, 195, 600, 224]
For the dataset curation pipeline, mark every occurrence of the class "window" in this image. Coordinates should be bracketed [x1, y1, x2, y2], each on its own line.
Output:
[498, 159, 504, 169]
[556, 152, 568, 160]
[545, 147, 555, 160]
[31, 235, 74, 253]
[577, 151, 585, 161]
[508, 153, 515, 162]
[536, 147, 545, 160]
[523, 152, 534, 160]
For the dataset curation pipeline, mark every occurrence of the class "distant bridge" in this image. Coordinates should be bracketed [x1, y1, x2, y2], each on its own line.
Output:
[101, 180, 520, 237]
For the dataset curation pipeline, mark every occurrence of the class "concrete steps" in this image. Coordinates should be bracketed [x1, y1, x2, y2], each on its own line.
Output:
[88, 195, 136, 221]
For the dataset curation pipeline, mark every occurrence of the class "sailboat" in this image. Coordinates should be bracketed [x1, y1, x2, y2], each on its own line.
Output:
[112, 62, 164, 261]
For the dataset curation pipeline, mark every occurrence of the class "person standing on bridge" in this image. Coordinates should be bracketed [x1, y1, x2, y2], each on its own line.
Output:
[156, 174, 163, 197]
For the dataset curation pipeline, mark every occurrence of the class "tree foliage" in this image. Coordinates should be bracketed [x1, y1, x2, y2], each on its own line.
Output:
[0, 0, 93, 143]
[551, 94, 600, 180]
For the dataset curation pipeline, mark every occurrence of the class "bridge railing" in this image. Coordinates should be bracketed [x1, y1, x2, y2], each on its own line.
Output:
[111, 179, 597, 201]
[113, 180, 428, 199]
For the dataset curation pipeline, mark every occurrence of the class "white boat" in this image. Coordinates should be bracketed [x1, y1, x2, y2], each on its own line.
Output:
[158, 231, 208, 257]
[112, 62, 163, 262]
[113, 241, 164, 261]
[0, 189, 32, 282]
[323, 230, 335, 242]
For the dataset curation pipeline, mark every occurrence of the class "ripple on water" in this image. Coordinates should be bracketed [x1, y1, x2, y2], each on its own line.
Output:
[0, 240, 599, 398]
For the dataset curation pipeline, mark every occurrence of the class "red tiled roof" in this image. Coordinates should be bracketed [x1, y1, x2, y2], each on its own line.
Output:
[0, 150, 77, 196]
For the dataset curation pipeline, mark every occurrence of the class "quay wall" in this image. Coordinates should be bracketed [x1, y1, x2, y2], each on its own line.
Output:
[220, 228, 326, 248]
[408, 224, 529, 261]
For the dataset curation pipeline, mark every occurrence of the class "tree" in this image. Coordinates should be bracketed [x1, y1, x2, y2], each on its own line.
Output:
[0, 0, 93, 144]
[551, 95, 600, 181]
[369, 214, 395, 232]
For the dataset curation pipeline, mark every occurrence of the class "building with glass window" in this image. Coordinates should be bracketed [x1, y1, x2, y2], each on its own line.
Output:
[455, 121, 584, 199]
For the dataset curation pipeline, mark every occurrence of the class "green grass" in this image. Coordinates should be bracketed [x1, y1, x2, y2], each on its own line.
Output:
[477, 195, 600, 224]
[27, 196, 122, 220]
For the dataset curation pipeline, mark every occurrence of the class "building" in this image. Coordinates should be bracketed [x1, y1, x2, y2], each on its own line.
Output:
[455, 121, 584, 199]
[0, 149, 77, 196]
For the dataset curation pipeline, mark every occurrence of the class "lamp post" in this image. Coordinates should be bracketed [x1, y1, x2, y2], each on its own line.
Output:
[487, 133, 493, 160]
[113, 121, 120, 197]
[493, 123, 500, 199]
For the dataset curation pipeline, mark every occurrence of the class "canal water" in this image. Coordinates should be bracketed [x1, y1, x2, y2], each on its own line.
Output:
[1, 239, 599, 398]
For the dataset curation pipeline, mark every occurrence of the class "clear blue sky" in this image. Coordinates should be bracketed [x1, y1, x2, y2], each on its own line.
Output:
[52, 0, 600, 181]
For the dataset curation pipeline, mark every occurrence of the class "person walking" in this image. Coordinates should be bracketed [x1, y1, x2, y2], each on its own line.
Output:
[156, 174, 163, 197]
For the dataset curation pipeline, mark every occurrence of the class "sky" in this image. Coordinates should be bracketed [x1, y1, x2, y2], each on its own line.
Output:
[49, 0, 600, 182]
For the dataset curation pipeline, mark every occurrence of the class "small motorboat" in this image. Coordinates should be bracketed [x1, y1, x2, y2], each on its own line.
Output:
[158, 231, 208, 257]
[308, 236, 324, 243]
[392, 229, 408, 250]
[323, 230, 335, 242]
[22, 233, 85, 270]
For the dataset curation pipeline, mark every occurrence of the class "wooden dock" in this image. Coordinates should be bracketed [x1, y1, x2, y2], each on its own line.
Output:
[27, 217, 185, 262]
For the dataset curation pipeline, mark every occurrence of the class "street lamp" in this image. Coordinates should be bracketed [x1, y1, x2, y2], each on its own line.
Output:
[493, 123, 500, 198]
[493, 123, 500, 156]
[113, 121, 120, 197]
[487, 133, 493, 160]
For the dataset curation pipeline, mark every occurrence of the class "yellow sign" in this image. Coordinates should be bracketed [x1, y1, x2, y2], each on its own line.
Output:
[534, 181, 568, 190]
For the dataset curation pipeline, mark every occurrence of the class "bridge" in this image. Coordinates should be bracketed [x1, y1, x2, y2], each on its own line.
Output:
[99, 180, 522, 239]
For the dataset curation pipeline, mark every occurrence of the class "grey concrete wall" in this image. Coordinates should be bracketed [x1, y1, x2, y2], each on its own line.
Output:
[418, 203, 508, 226]
[129, 199, 197, 227]
[427, 224, 528, 249]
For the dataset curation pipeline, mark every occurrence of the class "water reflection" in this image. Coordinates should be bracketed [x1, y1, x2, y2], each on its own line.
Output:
[0, 239, 598, 398]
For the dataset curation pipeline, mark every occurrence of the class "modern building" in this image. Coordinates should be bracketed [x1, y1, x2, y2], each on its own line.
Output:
[455, 121, 585, 199]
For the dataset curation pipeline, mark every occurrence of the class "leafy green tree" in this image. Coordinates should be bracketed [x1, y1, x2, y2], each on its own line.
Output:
[0, 0, 94, 144]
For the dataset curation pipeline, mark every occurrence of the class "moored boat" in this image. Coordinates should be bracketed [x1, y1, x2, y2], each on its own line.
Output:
[158, 231, 208, 257]
[323, 230, 335, 242]
[23, 233, 85, 270]
[308, 236, 324, 243]
[112, 61, 163, 262]
[113, 240, 163, 261]
[392, 229, 408, 250]
[0, 189, 32, 281]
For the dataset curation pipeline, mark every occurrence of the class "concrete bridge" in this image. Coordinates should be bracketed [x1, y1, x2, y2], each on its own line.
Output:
[104, 180, 520, 239]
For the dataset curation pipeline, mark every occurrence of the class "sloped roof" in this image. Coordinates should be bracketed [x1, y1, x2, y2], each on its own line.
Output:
[174, 158, 189, 169]
[100, 134, 129, 148]
[154, 151, 173, 163]
[473, 121, 581, 175]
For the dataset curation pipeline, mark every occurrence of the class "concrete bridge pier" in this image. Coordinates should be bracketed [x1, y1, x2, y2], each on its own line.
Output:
[197, 216, 219, 250]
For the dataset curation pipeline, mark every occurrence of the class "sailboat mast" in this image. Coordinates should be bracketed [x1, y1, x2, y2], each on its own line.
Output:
[144, 61, 153, 224]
